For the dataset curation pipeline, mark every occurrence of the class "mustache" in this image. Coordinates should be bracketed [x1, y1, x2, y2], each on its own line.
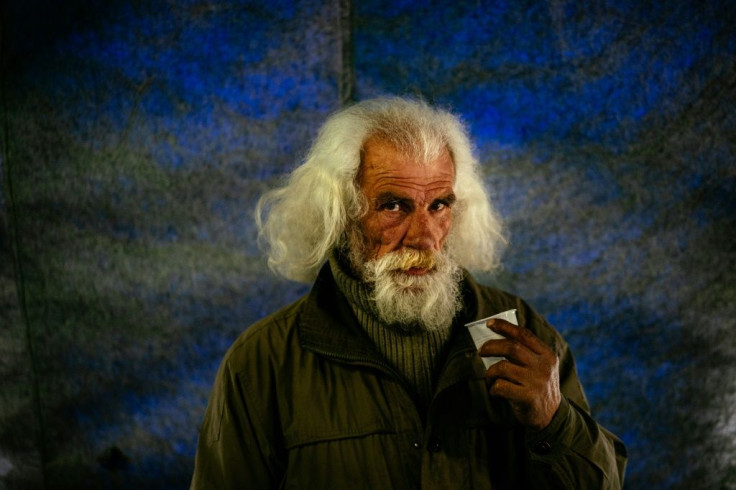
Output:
[362, 247, 463, 332]
[379, 248, 437, 272]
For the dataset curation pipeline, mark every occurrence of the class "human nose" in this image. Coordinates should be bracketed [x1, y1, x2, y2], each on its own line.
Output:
[403, 209, 441, 250]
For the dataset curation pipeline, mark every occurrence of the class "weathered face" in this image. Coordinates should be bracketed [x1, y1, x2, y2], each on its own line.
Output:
[356, 138, 456, 274]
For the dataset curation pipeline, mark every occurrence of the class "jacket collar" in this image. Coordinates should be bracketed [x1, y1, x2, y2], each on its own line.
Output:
[298, 263, 488, 382]
[298, 264, 389, 366]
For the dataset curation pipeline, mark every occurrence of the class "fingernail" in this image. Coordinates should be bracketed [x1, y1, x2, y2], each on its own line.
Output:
[486, 319, 495, 328]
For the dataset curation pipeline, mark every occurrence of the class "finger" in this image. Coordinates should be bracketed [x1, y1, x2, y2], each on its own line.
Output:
[479, 338, 536, 366]
[487, 319, 549, 355]
[487, 377, 528, 402]
[485, 359, 529, 386]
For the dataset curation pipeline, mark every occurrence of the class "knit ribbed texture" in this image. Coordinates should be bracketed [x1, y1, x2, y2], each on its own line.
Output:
[329, 254, 453, 408]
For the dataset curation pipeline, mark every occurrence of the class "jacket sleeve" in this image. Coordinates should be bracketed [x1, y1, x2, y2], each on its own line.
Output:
[524, 339, 628, 489]
[190, 356, 283, 489]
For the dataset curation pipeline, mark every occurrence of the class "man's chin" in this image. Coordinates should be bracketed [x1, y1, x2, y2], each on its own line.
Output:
[393, 284, 426, 295]
[389, 269, 437, 291]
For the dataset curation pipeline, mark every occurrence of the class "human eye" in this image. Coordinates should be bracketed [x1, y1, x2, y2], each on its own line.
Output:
[375, 193, 410, 213]
[430, 193, 455, 212]
[379, 200, 403, 212]
[430, 199, 452, 212]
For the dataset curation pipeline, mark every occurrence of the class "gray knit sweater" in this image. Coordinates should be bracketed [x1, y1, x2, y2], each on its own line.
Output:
[328, 255, 454, 410]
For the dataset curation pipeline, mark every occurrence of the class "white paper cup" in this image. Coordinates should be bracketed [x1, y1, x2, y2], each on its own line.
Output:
[465, 309, 518, 368]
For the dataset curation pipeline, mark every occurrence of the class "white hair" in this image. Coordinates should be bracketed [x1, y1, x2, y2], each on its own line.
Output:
[256, 97, 507, 283]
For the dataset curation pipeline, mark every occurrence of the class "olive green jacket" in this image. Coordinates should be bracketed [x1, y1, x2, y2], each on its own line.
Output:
[191, 266, 627, 489]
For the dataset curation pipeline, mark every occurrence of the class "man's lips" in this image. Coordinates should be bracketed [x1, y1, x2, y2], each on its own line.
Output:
[402, 267, 430, 275]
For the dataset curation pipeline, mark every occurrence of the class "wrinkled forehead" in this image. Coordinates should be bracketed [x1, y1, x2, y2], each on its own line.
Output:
[357, 137, 455, 192]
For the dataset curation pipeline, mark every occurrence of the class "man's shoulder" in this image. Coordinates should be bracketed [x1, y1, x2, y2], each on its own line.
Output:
[463, 272, 528, 316]
[469, 279, 522, 305]
[245, 294, 309, 337]
[465, 273, 567, 353]
[224, 293, 310, 367]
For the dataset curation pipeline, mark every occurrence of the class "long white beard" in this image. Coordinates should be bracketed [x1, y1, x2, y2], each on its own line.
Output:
[359, 248, 463, 332]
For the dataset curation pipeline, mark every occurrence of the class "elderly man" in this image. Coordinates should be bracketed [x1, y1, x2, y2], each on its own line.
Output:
[191, 97, 627, 488]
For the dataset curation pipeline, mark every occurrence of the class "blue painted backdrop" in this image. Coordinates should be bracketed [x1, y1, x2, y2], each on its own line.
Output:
[1, 1, 734, 488]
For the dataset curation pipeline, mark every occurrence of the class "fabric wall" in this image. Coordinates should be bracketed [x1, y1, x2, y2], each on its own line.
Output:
[1, 1, 734, 488]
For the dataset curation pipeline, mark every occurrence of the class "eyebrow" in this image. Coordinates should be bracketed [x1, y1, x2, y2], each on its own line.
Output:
[374, 192, 409, 206]
[440, 192, 457, 205]
[374, 191, 457, 206]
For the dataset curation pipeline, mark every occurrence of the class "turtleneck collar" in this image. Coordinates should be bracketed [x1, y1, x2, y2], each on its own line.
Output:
[328, 252, 382, 323]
